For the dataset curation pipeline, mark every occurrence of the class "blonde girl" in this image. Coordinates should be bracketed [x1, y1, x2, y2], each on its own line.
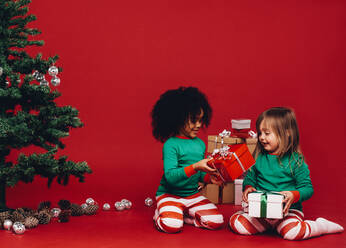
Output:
[229, 107, 343, 240]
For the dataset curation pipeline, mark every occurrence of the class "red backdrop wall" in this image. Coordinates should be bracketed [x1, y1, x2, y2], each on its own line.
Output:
[7, 0, 346, 216]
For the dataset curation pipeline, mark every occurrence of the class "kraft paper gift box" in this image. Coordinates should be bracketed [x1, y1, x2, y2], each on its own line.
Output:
[221, 182, 235, 204]
[248, 191, 284, 219]
[207, 136, 257, 155]
[207, 144, 256, 182]
[234, 179, 243, 205]
[199, 183, 219, 204]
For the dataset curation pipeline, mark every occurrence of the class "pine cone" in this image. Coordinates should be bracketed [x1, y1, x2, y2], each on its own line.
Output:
[58, 210, 71, 223]
[58, 200, 71, 210]
[22, 207, 36, 217]
[71, 203, 84, 216]
[84, 204, 99, 215]
[38, 211, 51, 224]
[24, 216, 39, 228]
[38, 201, 51, 212]
[0, 211, 11, 220]
[11, 210, 25, 223]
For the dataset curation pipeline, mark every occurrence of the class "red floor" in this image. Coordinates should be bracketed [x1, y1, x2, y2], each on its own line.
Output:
[1, 202, 345, 247]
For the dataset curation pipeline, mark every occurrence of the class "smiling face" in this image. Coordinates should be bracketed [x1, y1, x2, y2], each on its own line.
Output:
[179, 109, 204, 139]
[258, 120, 280, 154]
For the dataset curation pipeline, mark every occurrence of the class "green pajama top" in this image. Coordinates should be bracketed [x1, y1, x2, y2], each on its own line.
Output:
[156, 136, 207, 197]
[243, 153, 314, 211]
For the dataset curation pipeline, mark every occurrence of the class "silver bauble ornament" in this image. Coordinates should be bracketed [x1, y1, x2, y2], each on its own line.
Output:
[51, 76, 60, 86]
[48, 66, 59, 76]
[0, 67, 3, 76]
[115, 201, 125, 211]
[35, 72, 45, 82]
[32, 70, 40, 79]
[40, 79, 49, 86]
[103, 203, 111, 211]
[86, 198, 95, 205]
[81, 203, 88, 209]
[145, 197, 153, 207]
[121, 199, 129, 204]
[51, 208, 61, 217]
[3, 219, 13, 230]
[12, 222, 26, 235]
[124, 201, 132, 209]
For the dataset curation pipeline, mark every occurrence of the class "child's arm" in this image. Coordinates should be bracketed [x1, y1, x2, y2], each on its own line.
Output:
[242, 166, 258, 202]
[163, 144, 215, 186]
[292, 161, 314, 203]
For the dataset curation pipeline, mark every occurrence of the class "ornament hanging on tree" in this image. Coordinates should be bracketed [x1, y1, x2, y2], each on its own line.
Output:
[51, 76, 60, 86]
[3, 219, 13, 230]
[0, 67, 3, 76]
[48, 66, 59, 76]
[40, 78, 49, 86]
[12, 222, 26, 234]
[145, 197, 153, 207]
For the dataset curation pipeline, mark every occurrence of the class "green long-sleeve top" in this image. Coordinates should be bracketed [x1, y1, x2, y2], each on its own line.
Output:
[243, 152, 314, 211]
[156, 136, 208, 197]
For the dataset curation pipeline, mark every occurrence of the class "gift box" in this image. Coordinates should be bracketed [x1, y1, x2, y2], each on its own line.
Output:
[199, 183, 219, 204]
[234, 179, 243, 205]
[248, 191, 284, 219]
[231, 119, 251, 129]
[207, 144, 256, 182]
[199, 183, 235, 204]
[221, 182, 235, 204]
[207, 136, 257, 155]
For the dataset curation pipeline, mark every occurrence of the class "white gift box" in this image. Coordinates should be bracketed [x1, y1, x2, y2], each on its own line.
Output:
[234, 179, 243, 205]
[248, 191, 284, 219]
[231, 119, 251, 129]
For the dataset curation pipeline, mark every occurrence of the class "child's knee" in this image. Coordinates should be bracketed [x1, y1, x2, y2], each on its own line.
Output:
[277, 221, 307, 240]
[229, 212, 259, 235]
[200, 214, 224, 229]
[156, 216, 184, 233]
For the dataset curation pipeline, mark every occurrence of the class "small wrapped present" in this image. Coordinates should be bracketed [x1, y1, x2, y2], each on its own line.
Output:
[248, 191, 284, 219]
[207, 144, 255, 182]
[207, 134, 257, 154]
[234, 179, 243, 205]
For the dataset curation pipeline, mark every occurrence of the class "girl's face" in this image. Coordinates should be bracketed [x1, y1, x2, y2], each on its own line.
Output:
[258, 120, 280, 154]
[179, 110, 204, 139]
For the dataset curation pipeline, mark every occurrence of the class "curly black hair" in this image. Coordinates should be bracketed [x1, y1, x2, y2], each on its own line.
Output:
[151, 86, 212, 143]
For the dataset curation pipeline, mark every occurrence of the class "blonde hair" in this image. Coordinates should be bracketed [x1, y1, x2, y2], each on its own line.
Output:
[253, 107, 304, 168]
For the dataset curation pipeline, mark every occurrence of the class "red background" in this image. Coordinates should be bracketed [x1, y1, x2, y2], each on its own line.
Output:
[7, 0, 346, 219]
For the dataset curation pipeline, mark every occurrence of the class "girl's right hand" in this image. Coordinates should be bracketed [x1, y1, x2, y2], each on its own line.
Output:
[242, 186, 257, 203]
[193, 158, 216, 173]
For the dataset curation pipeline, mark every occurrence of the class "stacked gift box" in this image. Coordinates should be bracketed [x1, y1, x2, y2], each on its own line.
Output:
[199, 119, 257, 205]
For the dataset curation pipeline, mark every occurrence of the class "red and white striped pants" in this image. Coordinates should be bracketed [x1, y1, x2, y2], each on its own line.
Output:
[154, 193, 224, 233]
[230, 209, 322, 240]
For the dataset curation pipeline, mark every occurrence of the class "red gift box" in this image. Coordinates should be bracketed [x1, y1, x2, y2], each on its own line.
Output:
[208, 144, 255, 182]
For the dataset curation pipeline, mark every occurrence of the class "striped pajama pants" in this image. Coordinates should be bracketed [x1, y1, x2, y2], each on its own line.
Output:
[154, 193, 224, 233]
[229, 209, 323, 240]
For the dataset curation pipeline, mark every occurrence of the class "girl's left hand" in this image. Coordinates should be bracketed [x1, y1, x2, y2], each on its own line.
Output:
[280, 191, 294, 215]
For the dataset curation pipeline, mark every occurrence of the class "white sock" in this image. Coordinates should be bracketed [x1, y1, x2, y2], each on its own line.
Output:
[315, 217, 344, 234]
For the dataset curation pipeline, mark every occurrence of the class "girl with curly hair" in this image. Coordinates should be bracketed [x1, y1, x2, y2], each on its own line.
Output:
[151, 86, 224, 233]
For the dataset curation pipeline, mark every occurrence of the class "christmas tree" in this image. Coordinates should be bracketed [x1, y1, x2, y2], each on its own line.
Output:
[0, 0, 92, 211]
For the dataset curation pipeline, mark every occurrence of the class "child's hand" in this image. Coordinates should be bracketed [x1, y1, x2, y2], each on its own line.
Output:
[280, 191, 294, 215]
[193, 158, 216, 173]
[242, 186, 257, 203]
